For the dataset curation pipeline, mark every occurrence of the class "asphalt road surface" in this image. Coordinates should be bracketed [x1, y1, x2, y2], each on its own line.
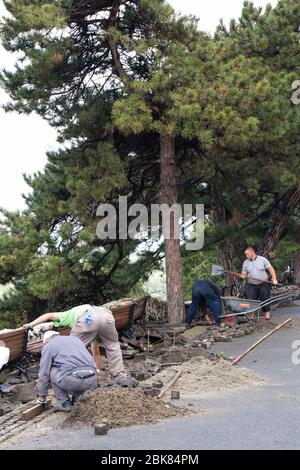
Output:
[3, 301, 300, 450]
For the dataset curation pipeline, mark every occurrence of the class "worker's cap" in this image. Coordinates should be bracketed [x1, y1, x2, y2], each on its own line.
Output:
[43, 331, 60, 344]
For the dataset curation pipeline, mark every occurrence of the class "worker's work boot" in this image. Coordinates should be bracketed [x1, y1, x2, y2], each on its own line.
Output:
[59, 400, 73, 413]
[71, 395, 80, 406]
[115, 373, 139, 388]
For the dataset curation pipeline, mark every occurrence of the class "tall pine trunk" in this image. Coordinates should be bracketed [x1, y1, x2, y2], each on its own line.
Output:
[259, 184, 300, 257]
[295, 253, 300, 285]
[160, 132, 184, 325]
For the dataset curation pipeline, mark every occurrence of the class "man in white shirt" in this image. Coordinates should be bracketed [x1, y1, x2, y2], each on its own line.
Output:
[242, 246, 278, 320]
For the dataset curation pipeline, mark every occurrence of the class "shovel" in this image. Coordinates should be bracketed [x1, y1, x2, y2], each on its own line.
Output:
[211, 264, 281, 286]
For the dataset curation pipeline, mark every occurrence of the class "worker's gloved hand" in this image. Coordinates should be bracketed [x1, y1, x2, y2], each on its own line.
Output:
[34, 323, 54, 334]
[115, 373, 139, 388]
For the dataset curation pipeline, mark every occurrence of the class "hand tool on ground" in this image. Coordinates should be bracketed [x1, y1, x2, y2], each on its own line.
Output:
[232, 318, 292, 365]
[157, 371, 182, 399]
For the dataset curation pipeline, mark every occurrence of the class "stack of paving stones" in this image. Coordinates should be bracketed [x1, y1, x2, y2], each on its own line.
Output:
[191, 322, 268, 349]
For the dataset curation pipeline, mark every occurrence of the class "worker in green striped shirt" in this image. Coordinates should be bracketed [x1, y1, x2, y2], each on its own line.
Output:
[23, 304, 137, 387]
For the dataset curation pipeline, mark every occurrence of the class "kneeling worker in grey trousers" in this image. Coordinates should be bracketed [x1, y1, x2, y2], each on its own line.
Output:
[37, 331, 97, 412]
[24, 305, 138, 388]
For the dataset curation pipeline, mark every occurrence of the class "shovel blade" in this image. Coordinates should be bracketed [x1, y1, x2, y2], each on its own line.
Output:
[211, 264, 225, 277]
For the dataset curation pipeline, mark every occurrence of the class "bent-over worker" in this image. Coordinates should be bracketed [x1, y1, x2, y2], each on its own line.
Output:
[241, 246, 278, 320]
[37, 331, 97, 412]
[23, 304, 137, 387]
[186, 280, 223, 326]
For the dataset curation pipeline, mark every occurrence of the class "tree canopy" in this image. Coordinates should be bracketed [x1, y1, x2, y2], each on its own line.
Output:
[0, 0, 299, 325]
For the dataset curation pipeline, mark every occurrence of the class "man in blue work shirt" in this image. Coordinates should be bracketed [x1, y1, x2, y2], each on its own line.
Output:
[186, 280, 223, 327]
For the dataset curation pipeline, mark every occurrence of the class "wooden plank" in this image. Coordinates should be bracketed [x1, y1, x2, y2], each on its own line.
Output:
[8, 343, 27, 361]
[20, 402, 50, 422]
[113, 311, 131, 316]
[112, 310, 131, 317]
[111, 303, 132, 309]
[114, 310, 131, 316]
[4, 339, 26, 348]
[115, 316, 130, 322]
[27, 340, 43, 349]
[115, 320, 130, 325]
[114, 316, 131, 322]
[27, 342, 43, 354]
[3, 334, 26, 342]
[8, 353, 21, 362]
[0, 332, 26, 342]
[111, 304, 133, 312]
[0, 336, 25, 346]
[115, 318, 130, 325]
[115, 321, 129, 329]
[114, 312, 131, 317]
[9, 349, 24, 358]
[134, 308, 144, 320]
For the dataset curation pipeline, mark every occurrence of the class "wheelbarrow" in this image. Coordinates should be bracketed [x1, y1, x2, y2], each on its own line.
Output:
[220, 293, 292, 323]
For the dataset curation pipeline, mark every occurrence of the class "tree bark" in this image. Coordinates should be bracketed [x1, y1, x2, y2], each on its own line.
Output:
[295, 253, 300, 285]
[160, 132, 184, 325]
[210, 181, 239, 292]
[259, 184, 300, 258]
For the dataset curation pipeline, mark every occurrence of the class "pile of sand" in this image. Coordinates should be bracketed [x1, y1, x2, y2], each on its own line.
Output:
[64, 388, 191, 428]
[146, 357, 263, 397]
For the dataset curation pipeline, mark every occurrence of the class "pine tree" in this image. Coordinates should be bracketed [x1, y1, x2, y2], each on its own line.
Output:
[1, 0, 204, 324]
[215, 0, 300, 258]
[0, 89, 162, 319]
